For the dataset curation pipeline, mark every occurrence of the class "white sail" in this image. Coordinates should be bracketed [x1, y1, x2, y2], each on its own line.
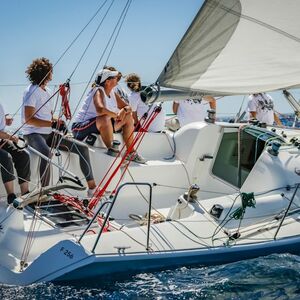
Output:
[157, 0, 300, 95]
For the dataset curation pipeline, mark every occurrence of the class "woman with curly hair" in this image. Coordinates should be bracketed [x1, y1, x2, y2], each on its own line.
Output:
[125, 73, 165, 132]
[22, 57, 97, 195]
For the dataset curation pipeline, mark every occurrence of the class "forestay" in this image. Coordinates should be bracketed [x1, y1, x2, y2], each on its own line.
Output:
[157, 0, 300, 95]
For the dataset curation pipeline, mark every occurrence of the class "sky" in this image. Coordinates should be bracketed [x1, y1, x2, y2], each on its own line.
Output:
[0, 0, 299, 123]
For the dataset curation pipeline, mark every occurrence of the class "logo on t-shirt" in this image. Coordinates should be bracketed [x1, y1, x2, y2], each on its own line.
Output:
[185, 98, 202, 105]
[255, 94, 274, 111]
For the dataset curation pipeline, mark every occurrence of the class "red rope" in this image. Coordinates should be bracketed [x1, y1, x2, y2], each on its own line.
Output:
[52, 193, 109, 231]
[88, 105, 161, 209]
[59, 83, 72, 120]
[87, 112, 149, 209]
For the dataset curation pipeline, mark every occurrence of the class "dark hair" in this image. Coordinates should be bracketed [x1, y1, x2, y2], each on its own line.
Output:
[26, 57, 53, 85]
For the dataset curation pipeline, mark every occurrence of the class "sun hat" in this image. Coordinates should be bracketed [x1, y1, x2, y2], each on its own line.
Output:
[95, 69, 119, 84]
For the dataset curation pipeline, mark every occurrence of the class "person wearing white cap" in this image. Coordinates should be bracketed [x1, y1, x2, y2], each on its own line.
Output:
[72, 68, 146, 164]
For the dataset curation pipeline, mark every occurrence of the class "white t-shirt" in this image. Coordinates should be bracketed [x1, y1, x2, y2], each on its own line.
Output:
[175, 99, 208, 127]
[74, 86, 119, 123]
[0, 104, 6, 131]
[247, 93, 274, 125]
[22, 84, 53, 135]
[128, 91, 165, 132]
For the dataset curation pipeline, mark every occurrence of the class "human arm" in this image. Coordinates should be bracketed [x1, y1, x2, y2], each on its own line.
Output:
[274, 112, 282, 126]
[249, 111, 257, 119]
[0, 130, 18, 142]
[115, 93, 132, 113]
[24, 106, 52, 127]
[173, 102, 179, 114]
[114, 92, 132, 122]
[132, 111, 139, 125]
[203, 96, 216, 110]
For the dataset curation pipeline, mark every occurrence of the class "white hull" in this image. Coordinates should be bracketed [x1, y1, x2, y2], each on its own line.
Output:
[0, 122, 300, 285]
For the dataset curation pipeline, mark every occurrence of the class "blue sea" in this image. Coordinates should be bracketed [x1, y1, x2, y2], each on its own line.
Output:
[0, 254, 300, 299]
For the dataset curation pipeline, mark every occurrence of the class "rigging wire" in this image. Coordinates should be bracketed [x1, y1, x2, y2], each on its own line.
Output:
[68, 0, 132, 125]
[4, 0, 112, 125]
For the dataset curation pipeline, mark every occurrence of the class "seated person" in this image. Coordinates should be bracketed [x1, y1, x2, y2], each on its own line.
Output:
[173, 96, 216, 128]
[125, 73, 165, 132]
[22, 57, 96, 196]
[0, 103, 30, 204]
[72, 68, 146, 164]
[104, 65, 129, 103]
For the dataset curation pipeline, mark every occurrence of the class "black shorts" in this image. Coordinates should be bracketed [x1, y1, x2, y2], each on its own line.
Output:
[72, 118, 99, 141]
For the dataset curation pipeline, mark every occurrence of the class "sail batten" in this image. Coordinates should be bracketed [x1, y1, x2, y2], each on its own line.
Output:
[157, 0, 300, 95]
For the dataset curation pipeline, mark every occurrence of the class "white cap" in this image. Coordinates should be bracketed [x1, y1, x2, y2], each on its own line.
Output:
[95, 69, 119, 84]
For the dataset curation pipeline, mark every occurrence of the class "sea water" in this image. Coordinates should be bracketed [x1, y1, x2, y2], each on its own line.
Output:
[0, 253, 300, 299]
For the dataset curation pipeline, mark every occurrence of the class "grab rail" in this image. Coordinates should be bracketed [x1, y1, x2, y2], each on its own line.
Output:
[78, 182, 153, 253]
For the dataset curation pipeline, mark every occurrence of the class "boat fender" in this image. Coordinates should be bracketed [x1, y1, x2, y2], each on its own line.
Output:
[209, 204, 224, 219]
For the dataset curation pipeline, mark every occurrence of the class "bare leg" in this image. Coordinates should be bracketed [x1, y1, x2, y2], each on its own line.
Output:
[95, 116, 114, 148]
[114, 113, 135, 151]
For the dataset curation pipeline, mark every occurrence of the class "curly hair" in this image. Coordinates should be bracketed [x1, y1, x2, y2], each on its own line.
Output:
[26, 57, 53, 85]
[125, 73, 141, 92]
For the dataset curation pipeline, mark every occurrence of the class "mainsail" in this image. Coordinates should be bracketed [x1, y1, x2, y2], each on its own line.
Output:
[157, 0, 300, 95]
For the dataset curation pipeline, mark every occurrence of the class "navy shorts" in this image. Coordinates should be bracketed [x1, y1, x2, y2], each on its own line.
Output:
[72, 118, 100, 141]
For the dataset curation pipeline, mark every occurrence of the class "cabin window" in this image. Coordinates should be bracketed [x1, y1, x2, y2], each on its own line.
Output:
[212, 128, 283, 188]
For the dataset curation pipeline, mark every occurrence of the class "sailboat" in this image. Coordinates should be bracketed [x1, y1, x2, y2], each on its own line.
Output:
[1, 0, 300, 286]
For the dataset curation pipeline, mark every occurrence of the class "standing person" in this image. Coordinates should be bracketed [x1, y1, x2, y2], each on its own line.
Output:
[0, 104, 30, 204]
[172, 96, 216, 127]
[125, 73, 165, 132]
[22, 57, 97, 195]
[72, 68, 146, 163]
[247, 92, 282, 125]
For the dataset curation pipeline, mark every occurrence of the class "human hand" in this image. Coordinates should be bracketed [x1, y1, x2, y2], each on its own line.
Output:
[9, 134, 18, 143]
[51, 119, 68, 133]
[5, 114, 13, 126]
[116, 110, 126, 121]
